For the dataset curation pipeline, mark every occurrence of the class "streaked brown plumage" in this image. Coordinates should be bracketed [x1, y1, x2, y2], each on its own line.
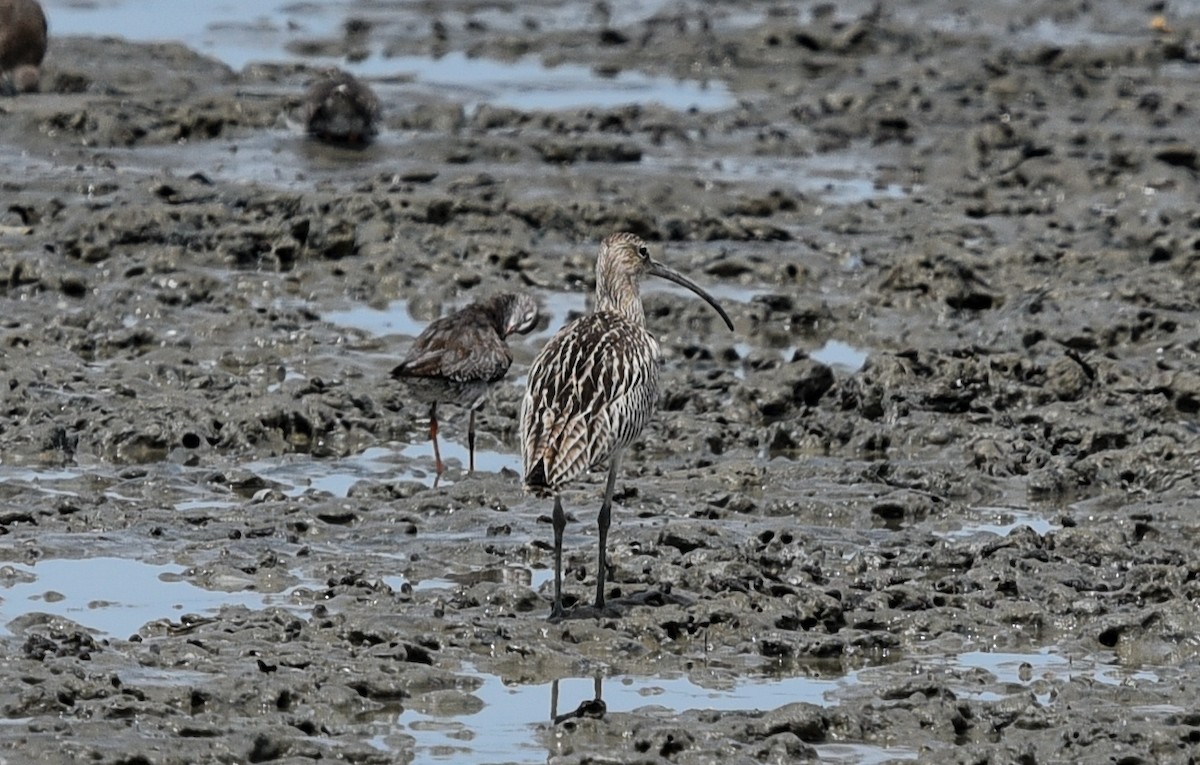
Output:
[521, 232, 734, 618]
[303, 69, 381, 147]
[393, 292, 538, 480]
[0, 0, 47, 95]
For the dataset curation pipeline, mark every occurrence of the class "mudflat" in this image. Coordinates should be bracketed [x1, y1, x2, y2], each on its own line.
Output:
[1, 1, 1198, 763]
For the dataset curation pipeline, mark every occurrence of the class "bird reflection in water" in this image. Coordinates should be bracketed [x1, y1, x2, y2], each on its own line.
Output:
[551, 676, 606, 725]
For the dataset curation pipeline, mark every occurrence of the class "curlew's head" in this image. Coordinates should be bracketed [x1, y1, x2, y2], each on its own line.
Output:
[595, 232, 734, 331]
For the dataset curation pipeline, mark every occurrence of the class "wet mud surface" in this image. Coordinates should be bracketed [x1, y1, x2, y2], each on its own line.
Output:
[2, 0, 1200, 762]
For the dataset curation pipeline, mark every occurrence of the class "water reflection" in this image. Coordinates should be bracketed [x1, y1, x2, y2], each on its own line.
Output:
[401, 669, 837, 762]
[551, 676, 605, 725]
[239, 440, 519, 494]
[395, 666, 922, 764]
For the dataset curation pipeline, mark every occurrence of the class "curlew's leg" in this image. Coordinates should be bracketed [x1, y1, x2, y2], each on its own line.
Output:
[551, 495, 566, 619]
[429, 402, 444, 477]
[595, 450, 623, 611]
[467, 409, 477, 474]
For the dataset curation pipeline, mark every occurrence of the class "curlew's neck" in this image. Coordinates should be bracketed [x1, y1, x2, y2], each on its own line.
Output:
[595, 263, 645, 325]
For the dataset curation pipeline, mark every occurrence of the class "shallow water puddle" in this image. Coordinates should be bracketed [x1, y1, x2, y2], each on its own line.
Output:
[786, 150, 912, 205]
[0, 467, 81, 484]
[377, 51, 733, 113]
[810, 339, 870, 372]
[98, 129, 404, 191]
[952, 647, 1070, 692]
[243, 442, 518, 494]
[934, 505, 1060, 539]
[0, 557, 292, 638]
[0, 466, 85, 498]
[173, 499, 239, 512]
[44, 1, 733, 112]
[242, 446, 404, 497]
[734, 338, 870, 375]
[818, 743, 919, 764]
[398, 441, 520, 482]
[324, 299, 427, 338]
[943, 646, 1164, 705]
[388, 668, 918, 764]
[385, 566, 553, 595]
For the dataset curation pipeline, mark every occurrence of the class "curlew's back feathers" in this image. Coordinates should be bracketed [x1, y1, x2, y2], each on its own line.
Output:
[521, 313, 660, 494]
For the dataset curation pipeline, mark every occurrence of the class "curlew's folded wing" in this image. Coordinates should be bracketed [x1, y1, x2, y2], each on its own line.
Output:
[520, 314, 660, 491]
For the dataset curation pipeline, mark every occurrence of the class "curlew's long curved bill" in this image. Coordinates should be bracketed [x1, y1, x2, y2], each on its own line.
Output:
[647, 260, 735, 331]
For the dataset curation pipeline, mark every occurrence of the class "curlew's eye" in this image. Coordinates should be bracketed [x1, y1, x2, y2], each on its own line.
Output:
[637, 245, 650, 260]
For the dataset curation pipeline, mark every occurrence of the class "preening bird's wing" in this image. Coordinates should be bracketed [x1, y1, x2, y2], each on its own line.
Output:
[392, 318, 512, 383]
[391, 346, 451, 379]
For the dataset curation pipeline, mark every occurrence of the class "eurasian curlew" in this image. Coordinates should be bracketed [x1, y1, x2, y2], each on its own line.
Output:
[521, 232, 734, 618]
